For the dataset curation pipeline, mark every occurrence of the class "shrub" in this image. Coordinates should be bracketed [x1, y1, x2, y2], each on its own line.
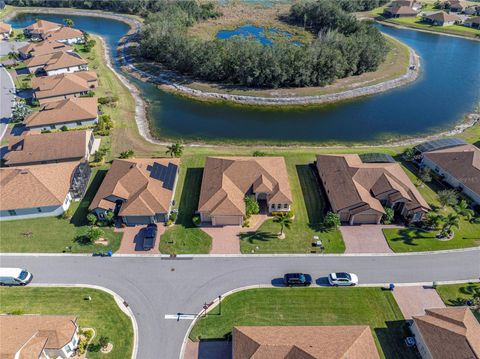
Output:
[11, 100, 31, 123]
[382, 207, 394, 224]
[104, 211, 115, 224]
[94, 114, 114, 136]
[41, 129, 52, 134]
[253, 150, 266, 157]
[60, 125, 68, 132]
[119, 149, 134, 159]
[192, 215, 201, 226]
[323, 211, 341, 229]
[170, 211, 177, 222]
[61, 206, 74, 220]
[87, 213, 97, 226]
[166, 219, 173, 226]
[438, 189, 458, 208]
[98, 96, 119, 105]
[98, 336, 110, 349]
[244, 196, 260, 217]
[86, 227, 104, 242]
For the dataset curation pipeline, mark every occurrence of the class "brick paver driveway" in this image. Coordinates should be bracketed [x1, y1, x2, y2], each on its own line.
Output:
[340, 224, 398, 253]
[393, 286, 446, 319]
[115, 225, 164, 254]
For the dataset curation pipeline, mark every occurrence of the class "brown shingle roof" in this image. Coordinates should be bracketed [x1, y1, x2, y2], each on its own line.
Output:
[24, 97, 98, 127]
[316, 154, 430, 214]
[0, 315, 77, 359]
[44, 26, 84, 42]
[425, 11, 461, 22]
[89, 158, 180, 216]
[233, 326, 380, 359]
[4, 130, 92, 166]
[385, 5, 418, 15]
[32, 71, 97, 100]
[24, 51, 87, 71]
[18, 40, 73, 58]
[465, 16, 480, 25]
[25, 20, 62, 35]
[413, 307, 480, 359]
[0, 161, 78, 210]
[198, 157, 293, 217]
[423, 144, 480, 196]
[0, 21, 12, 34]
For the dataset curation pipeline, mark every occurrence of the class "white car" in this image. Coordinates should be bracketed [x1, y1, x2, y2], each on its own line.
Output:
[328, 272, 358, 286]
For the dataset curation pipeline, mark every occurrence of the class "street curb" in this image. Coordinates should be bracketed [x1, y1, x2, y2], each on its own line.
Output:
[2, 246, 478, 257]
[29, 283, 138, 359]
[179, 278, 480, 359]
[0, 66, 15, 140]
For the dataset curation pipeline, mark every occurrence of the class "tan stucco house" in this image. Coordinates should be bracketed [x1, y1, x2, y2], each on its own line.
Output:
[24, 51, 88, 76]
[24, 20, 62, 41]
[19, 40, 74, 59]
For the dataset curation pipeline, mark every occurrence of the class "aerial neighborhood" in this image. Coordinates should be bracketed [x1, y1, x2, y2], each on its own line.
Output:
[0, 1, 478, 359]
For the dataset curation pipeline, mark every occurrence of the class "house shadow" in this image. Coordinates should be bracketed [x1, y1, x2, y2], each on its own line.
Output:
[71, 169, 107, 226]
[177, 167, 203, 228]
[198, 339, 232, 359]
[374, 320, 417, 359]
[239, 231, 276, 244]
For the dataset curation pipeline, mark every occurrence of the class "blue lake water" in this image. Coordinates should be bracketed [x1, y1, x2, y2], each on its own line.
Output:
[7, 13, 480, 143]
[216, 24, 301, 46]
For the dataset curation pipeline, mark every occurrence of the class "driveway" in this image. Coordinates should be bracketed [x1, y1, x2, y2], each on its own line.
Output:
[340, 224, 397, 253]
[2, 249, 479, 359]
[393, 285, 446, 319]
[0, 40, 28, 56]
[115, 225, 164, 254]
[0, 66, 15, 140]
[201, 215, 267, 254]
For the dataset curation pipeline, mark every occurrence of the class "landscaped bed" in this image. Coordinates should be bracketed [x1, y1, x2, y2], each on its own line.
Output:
[0, 287, 133, 359]
[189, 287, 416, 359]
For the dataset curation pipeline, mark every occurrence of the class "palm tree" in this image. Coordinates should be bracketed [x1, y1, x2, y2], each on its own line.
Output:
[273, 212, 292, 238]
[440, 213, 460, 238]
[454, 199, 474, 222]
[438, 189, 458, 209]
[165, 143, 184, 158]
[64, 18, 74, 27]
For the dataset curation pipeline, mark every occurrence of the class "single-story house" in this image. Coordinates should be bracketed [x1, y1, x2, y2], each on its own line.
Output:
[0, 20, 12, 39]
[24, 97, 98, 131]
[422, 11, 461, 26]
[4, 130, 96, 166]
[198, 156, 293, 226]
[44, 26, 84, 44]
[391, 0, 422, 11]
[32, 71, 97, 103]
[24, 19, 62, 41]
[24, 51, 88, 76]
[0, 315, 79, 359]
[464, 16, 480, 28]
[316, 154, 430, 225]
[18, 40, 73, 59]
[0, 161, 90, 220]
[411, 307, 480, 359]
[233, 326, 380, 359]
[449, 0, 467, 12]
[89, 158, 180, 225]
[384, 5, 419, 17]
[421, 143, 480, 205]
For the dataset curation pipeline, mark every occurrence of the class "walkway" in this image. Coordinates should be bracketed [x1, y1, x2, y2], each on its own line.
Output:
[393, 285, 446, 319]
[340, 224, 398, 253]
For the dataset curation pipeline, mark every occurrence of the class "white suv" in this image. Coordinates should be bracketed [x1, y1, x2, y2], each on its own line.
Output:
[328, 272, 358, 286]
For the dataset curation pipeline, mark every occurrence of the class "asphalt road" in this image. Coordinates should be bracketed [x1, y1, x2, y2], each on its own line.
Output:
[0, 66, 15, 140]
[1, 251, 479, 359]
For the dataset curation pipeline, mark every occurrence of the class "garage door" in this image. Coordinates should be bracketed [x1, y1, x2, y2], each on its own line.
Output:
[123, 216, 153, 226]
[352, 214, 380, 224]
[213, 216, 242, 226]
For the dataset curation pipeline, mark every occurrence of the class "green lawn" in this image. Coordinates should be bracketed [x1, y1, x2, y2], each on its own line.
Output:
[383, 161, 480, 252]
[190, 287, 415, 359]
[436, 283, 480, 321]
[0, 287, 133, 359]
[0, 167, 123, 253]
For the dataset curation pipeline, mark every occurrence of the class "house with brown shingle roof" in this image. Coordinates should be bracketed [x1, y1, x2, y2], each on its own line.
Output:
[198, 157, 293, 226]
[4, 130, 95, 166]
[0, 315, 79, 359]
[89, 158, 180, 225]
[411, 307, 480, 359]
[464, 16, 480, 28]
[384, 5, 419, 17]
[422, 11, 461, 26]
[24, 97, 98, 130]
[44, 26, 84, 44]
[19, 40, 73, 60]
[0, 20, 12, 39]
[0, 161, 90, 220]
[24, 51, 88, 76]
[32, 71, 97, 103]
[233, 326, 380, 359]
[24, 20, 62, 41]
[421, 144, 480, 205]
[316, 154, 430, 225]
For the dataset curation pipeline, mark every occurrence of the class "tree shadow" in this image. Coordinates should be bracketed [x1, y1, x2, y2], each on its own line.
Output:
[458, 283, 480, 297]
[71, 169, 107, 227]
[177, 167, 203, 228]
[74, 234, 92, 246]
[387, 228, 432, 246]
[239, 231, 277, 244]
[374, 320, 418, 359]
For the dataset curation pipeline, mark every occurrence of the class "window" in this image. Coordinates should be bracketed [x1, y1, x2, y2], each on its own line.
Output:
[271, 204, 275, 210]
[76, 121, 82, 126]
[277, 204, 281, 209]
[283, 204, 288, 209]
[8, 210, 16, 216]
[50, 125, 56, 130]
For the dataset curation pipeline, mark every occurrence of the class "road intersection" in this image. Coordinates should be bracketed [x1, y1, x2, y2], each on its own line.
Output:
[1, 250, 479, 358]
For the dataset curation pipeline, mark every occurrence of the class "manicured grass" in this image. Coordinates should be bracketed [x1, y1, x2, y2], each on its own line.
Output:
[12, 73, 32, 90]
[383, 161, 480, 252]
[436, 283, 480, 321]
[189, 287, 415, 359]
[0, 287, 133, 359]
[0, 167, 123, 253]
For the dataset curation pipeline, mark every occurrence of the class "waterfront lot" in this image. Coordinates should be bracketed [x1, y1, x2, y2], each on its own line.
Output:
[0, 287, 133, 359]
[189, 287, 416, 359]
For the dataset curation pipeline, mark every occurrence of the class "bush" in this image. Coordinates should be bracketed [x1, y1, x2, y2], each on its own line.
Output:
[253, 150, 266, 157]
[192, 215, 201, 226]
[170, 211, 177, 222]
[323, 211, 341, 229]
[41, 129, 52, 134]
[11, 100, 31, 123]
[98, 336, 110, 349]
[438, 189, 458, 208]
[86, 227, 104, 242]
[87, 213, 97, 226]
[119, 149, 134, 159]
[94, 114, 114, 136]
[382, 207, 394, 224]
[244, 196, 260, 217]
[60, 125, 68, 131]
[98, 96, 119, 105]
[61, 206, 74, 220]
[104, 211, 115, 224]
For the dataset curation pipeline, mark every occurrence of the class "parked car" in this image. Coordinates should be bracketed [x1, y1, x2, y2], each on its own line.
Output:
[283, 273, 312, 287]
[143, 223, 158, 250]
[0, 268, 33, 286]
[328, 272, 358, 286]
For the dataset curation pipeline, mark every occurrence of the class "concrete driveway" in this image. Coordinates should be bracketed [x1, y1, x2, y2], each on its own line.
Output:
[0, 66, 15, 140]
[393, 285, 446, 319]
[340, 224, 397, 253]
[0, 40, 28, 56]
[115, 225, 164, 254]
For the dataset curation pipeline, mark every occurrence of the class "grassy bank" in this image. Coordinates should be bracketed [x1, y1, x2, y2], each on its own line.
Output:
[0, 287, 133, 359]
[189, 287, 415, 359]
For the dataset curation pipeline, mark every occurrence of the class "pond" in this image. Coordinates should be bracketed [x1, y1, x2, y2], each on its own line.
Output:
[216, 24, 302, 46]
[7, 13, 480, 144]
